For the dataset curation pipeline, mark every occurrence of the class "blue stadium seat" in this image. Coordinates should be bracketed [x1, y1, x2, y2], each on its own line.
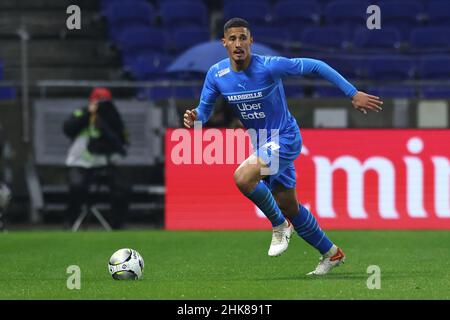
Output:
[426, 1, 450, 26]
[352, 27, 402, 51]
[223, 2, 271, 26]
[129, 54, 173, 81]
[368, 86, 416, 98]
[418, 56, 450, 79]
[170, 26, 210, 55]
[160, 2, 208, 29]
[154, 0, 204, 6]
[100, 0, 146, 16]
[283, 84, 304, 98]
[170, 72, 204, 99]
[272, 0, 321, 30]
[319, 0, 370, 3]
[364, 55, 414, 80]
[117, 27, 168, 67]
[300, 27, 351, 50]
[130, 54, 176, 101]
[106, 2, 155, 42]
[222, 0, 269, 5]
[0, 87, 16, 100]
[323, 1, 369, 28]
[377, 1, 424, 38]
[322, 55, 362, 79]
[420, 86, 450, 98]
[250, 26, 291, 51]
[409, 27, 450, 51]
[313, 86, 348, 97]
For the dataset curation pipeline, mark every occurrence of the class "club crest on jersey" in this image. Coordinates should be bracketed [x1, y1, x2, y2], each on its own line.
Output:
[216, 68, 230, 77]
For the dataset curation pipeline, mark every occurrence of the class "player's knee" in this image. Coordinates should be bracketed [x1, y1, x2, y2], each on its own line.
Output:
[233, 170, 256, 195]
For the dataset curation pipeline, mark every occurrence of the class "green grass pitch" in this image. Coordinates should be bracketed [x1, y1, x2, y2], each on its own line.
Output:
[0, 230, 449, 299]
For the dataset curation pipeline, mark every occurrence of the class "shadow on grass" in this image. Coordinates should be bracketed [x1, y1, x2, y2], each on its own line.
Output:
[252, 270, 419, 282]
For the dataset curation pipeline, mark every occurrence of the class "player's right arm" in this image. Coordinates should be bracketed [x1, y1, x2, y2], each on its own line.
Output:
[183, 66, 220, 128]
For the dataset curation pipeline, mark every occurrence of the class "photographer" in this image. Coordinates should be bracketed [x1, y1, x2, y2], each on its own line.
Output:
[63, 87, 130, 230]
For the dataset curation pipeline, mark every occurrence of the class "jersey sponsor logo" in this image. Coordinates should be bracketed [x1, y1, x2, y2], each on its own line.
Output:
[216, 68, 230, 77]
[227, 91, 263, 102]
[236, 102, 266, 119]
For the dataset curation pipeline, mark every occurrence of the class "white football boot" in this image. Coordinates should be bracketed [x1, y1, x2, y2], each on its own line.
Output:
[268, 220, 294, 257]
[307, 245, 346, 275]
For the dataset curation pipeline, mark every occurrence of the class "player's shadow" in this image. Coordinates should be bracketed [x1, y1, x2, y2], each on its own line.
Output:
[258, 271, 412, 281]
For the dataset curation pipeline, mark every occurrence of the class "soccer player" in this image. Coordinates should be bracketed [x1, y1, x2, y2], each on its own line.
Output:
[183, 18, 383, 275]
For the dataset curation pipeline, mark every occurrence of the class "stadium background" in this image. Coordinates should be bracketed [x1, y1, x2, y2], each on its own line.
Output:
[1, 0, 449, 229]
[0, 0, 450, 300]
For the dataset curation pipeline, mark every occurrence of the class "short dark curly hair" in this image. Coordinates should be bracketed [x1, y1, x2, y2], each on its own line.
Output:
[223, 17, 250, 34]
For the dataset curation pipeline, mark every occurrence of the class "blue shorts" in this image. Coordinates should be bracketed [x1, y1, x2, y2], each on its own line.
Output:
[254, 130, 302, 191]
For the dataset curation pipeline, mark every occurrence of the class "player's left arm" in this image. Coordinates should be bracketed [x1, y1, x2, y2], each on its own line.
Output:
[267, 57, 383, 114]
[301, 58, 383, 114]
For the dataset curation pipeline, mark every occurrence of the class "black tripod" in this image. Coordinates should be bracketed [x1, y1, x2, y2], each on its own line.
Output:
[71, 168, 113, 232]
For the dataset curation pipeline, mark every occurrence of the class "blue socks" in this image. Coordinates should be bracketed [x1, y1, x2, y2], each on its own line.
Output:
[246, 182, 286, 227]
[290, 204, 333, 254]
[245, 182, 333, 255]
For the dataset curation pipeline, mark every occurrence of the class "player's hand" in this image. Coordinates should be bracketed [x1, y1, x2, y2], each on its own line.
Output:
[351, 91, 383, 115]
[183, 108, 198, 128]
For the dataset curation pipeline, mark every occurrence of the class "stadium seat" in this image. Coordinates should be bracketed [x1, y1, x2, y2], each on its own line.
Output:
[100, 0, 146, 16]
[168, 72, 204, 99]
[364, 55, 414, 80]
[223, 2, 271, 26]
[169, 26, 210, 55]
[0, 87, 16, 100]
[129, 54, 174, 81]
[283, 84, 304, 98]
[352, 27, 402, 51]
[417, 55, 450, 79]
[420, 86, 450, 98]
[272, 0, 321, 30]
[426, 1, 450, 26]
[160, 2, 208, 30]
[409, 27, 450, 51]
[105, 2, 155, 42]
[313, 86, 348, 97]
[250, 26, 291, 51]
[154, 0, 204, 5]
[368, 86, 416, 98]
[222, 0, 270, 5]
[377, 0, 424, 38]
[117, 27, 168, 67]
[300, 27, 351, 50]
[129, 54, 176, 101]
[322, 55, 362, 79]
[323, 1, 369, 28]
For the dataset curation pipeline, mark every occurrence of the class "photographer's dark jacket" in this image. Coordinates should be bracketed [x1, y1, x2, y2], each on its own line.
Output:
[63, 101, 128, 168]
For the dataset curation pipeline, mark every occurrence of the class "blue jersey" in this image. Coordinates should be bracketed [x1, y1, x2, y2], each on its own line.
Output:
[195, 54, 357, 142]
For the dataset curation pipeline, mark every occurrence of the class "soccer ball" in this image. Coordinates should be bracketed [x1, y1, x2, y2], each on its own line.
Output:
[108, 248, 144, 280]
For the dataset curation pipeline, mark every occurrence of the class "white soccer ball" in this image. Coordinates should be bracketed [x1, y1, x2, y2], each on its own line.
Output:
[108, 248, 144, 280]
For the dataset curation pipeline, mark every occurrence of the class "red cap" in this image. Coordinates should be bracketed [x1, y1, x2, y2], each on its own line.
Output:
[89, 87, 112, 102]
